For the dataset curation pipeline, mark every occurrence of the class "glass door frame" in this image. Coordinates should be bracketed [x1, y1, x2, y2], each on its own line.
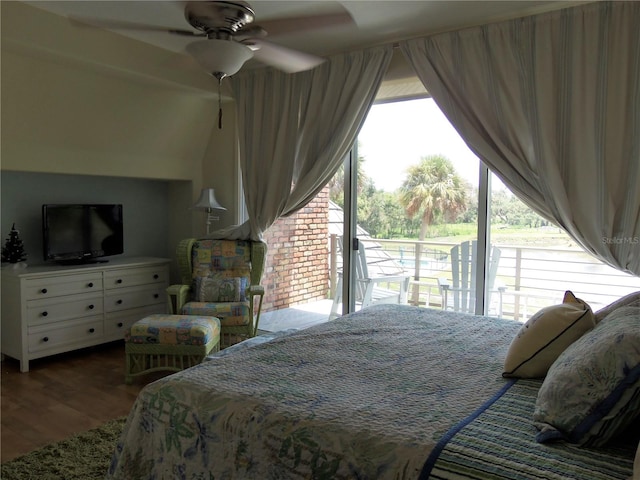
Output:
[475, 162, 492, 315]
[338, 147, 358, 316]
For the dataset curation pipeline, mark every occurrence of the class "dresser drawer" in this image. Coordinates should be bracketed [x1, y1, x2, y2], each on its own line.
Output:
[104, 266, 169, 290]
[105, 284, 165, 312]
[27, 293, 104, 326]
[28, 317, 103, 353]
[23, 273, 103, 300]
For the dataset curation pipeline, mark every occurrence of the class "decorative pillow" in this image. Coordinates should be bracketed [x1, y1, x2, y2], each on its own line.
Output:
[533, 306, 640, 447]
[196, 275, 248, 303]
[594, 291, 640, 323]
[502, 291, 595, 378]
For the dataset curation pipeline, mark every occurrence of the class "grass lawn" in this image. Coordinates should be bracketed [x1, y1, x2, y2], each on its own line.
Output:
[408, 223, 579, 249]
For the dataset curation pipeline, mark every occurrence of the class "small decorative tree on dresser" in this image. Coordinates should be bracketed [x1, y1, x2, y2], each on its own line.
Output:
[1, 223, 27, 266]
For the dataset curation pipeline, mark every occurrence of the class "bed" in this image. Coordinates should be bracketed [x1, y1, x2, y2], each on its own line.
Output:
[106, 304, 637, 479]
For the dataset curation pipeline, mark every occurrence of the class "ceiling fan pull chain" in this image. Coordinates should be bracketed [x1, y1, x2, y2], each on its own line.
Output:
[218, 77, 223, 130]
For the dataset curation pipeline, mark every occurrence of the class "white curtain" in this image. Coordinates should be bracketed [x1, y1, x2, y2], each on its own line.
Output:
[215, 45, 393, 241]
[400, 2, 640, 275]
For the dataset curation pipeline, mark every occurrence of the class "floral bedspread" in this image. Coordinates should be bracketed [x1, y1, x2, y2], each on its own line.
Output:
[107, 304, 522, 480]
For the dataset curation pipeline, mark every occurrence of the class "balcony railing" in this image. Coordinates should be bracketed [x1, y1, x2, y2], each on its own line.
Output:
[329, 235, 640, 321]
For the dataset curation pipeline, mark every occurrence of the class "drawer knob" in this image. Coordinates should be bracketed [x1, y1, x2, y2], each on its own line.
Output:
[43, 336, 49, 342]
[154, 294, 159, 299]
[88, 282, 94, 288]
[117, 322, 124, 328]
[116, 279, 123, 284]
[42, 311, 48, 317]
[88, 304, 95, 310]
[153, 274, 159, 279]
[116, 299, 123, 305]
[89, 328, 95, 333]
[41, 288, 48, 294]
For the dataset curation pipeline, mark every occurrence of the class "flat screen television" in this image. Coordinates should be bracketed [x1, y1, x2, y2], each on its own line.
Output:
[42, 204, 124, 264]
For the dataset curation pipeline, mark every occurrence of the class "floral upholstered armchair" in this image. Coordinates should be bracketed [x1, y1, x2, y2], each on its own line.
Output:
[167, 238, 267, 348]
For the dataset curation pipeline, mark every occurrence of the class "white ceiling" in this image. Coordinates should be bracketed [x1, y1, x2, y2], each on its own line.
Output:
[25, 0, 576, 61]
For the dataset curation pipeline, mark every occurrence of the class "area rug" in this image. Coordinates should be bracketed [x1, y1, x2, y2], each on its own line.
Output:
[1, 417, 125, 480]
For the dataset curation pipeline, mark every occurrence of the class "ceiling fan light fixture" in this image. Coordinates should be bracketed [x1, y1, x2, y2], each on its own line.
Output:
[186, 39, 253, 78]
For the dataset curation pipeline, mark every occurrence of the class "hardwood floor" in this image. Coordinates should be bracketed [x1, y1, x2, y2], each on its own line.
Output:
[0, 302, 331, 463]
[1, 341, 170, 463]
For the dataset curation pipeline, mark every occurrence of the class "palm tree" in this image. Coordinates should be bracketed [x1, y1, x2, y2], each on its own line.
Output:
[399, 155, 468, 293]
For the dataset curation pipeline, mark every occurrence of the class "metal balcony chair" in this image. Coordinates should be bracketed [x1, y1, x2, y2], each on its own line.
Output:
[167, 238, 267, 348]
[438, 240, 505, 317]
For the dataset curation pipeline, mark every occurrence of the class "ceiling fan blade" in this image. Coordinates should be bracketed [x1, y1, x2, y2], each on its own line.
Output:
[253, 7, 355, 37]
[247, 38, 325, 73]
[68, 15, 205, 37]
[235, 24, 268, 39]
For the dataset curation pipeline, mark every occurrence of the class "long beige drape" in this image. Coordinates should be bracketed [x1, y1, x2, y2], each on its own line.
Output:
[214, 46, 393, 241]
[400, 1, 640, 275]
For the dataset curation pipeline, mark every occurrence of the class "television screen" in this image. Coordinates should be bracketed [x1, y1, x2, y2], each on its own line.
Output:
[43, 204, 123, 263]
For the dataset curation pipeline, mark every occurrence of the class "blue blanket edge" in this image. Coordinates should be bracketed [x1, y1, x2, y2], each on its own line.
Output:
[419, 378, 518, 480]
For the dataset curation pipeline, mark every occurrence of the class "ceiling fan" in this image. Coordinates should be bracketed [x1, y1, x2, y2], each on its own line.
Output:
[71, 1, 353, 128]
[71, 1, 355, 79]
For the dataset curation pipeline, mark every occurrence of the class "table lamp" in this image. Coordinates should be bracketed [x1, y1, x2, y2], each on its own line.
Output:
[193, 188, 227, 235]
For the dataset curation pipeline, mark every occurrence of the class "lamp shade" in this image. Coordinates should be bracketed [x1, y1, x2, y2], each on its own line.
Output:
[186, 39, 253, 77]
[193, 188, 227, 211]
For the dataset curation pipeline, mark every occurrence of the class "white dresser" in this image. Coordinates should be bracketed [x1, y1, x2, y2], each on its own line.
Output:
[1, 257, 170, 372]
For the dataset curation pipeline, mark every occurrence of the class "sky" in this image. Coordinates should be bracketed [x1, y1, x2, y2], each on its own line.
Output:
[357, 98, 483, 192]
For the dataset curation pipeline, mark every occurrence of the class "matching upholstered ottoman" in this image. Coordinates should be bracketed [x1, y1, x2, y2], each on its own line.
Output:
[124, 314, 220, 384]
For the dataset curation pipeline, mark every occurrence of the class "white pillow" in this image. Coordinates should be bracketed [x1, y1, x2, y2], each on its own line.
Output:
[503, 291, 595, 378]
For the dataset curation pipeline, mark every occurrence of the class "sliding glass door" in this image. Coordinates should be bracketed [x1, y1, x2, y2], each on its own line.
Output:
[331, 97, 495, 318]
[331, 93, 640, 322]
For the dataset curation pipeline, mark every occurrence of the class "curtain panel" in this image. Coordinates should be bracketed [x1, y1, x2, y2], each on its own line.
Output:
[400, 1, 640, 275]
[217, 45, 393, 241]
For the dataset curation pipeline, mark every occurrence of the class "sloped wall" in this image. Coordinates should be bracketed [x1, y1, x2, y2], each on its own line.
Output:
[1, 1, 219, 181]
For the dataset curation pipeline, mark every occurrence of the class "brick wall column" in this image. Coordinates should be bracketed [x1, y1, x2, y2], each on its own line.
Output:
[261, 187, 330, 312]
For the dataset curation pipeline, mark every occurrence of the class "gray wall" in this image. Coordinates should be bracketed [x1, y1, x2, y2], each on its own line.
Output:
[1, 171, 170, 265]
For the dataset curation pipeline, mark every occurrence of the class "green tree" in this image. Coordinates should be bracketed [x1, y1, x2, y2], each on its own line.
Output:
[459, 186, 478, 224]
[358, 190, 406, 238]
[491, 190, 550, 228]
[328, 142, 371, 208]
[399, 155, 468, 241]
